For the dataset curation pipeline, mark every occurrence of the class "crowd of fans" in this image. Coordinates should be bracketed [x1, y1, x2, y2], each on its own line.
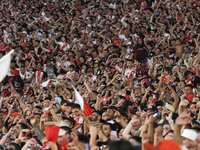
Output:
[1, 0, 200, 149]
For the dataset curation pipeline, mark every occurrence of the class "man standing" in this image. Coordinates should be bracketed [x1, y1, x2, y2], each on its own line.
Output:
[134, 59, 149, 86]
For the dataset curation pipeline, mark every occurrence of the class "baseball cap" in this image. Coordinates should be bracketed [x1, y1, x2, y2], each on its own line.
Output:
[181, 129, 198, 141]
[113, 95, 119, 100]
[166, 104, 174, 112]
[144, 139, 181, 150]
[55, 121, 69, 127]
[22, 31, 27, 34]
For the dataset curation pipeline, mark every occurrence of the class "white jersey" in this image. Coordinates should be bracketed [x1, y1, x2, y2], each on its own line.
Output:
[20, 71, 32, 80]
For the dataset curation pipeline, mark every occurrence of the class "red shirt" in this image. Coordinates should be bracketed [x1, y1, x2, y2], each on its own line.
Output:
[113, 39, 121, 47]
[187, 94, 194, 102]
[59, 139, 69, 150]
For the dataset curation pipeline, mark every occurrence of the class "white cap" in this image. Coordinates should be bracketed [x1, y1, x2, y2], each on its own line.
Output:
[181, 129, 198, 141]
[55, 121, 69, 128]
[166, 104, 174, 112]
[22, 31, 27, 34]
[87, 24, 92, 28]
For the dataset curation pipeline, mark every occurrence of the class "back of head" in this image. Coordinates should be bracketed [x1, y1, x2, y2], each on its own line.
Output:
[109, 139, 135, 150]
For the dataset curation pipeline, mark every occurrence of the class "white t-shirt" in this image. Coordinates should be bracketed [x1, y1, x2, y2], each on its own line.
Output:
[58, 42, 70, 51]
[20, 71, 32, 80]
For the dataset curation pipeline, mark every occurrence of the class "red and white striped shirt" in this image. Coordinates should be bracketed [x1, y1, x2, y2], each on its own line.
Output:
[58, 42, 70, 51]
[125, 68, 136, 81]
[33, 71, 44, 83]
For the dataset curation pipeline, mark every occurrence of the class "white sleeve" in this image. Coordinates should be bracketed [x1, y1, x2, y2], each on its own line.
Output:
[119, 35, 125, 40]
[124, 70, 128, 76]
[66, 43, 70, 49]
[58, 42, 63, 46]
[121, 16, 127, 28]
[77, 116, 83, 124]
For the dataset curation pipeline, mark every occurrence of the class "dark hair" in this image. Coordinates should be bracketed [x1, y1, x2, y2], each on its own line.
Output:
[164, 67, 172, 74]
[69, 64, 75, 69]
[66, 103, 73, 107]
[9, 143, 21, 150]
[34, 113, 41, 117]
[135, 59, 141, 63]
[103, 122, 112, 130]
[18, 123, 29, 129]
[108, 139, 135, 150]
[61, 100, 68, 105]
[185, 84, 193, 89]
[72, 103, 81, 109]
[61, 126, 71, 134]
[93, 110, 102, 117]
[34, 105, 42, 110]
[78, 134, 89, 143]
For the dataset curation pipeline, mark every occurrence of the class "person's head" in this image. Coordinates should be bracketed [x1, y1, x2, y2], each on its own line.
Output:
[102, 111, 108, 121]
[43, 97, 51, 108]
[181, 129, 197, 149]
[107, 107, 116, 120]
[163, 123, 171, 133]
[69, 65, 75, 72]
[63, 117, 75, 129]
[91, 111, 102, 121]
[134, 59, 141, 68]
[14, 123, 28, 137]
[163, 67, 172, 76]
[155, 48, 161, 56]
[20, 66, 26, 74]
[7, 143, 21, 150]
[190, 104, 197, 114]
[184, 84, 193, 95]
[66, 103, 73, 114]
[37, 62, 43, 70]
[169, 57, 175, 65]
[61, 126, 71, 141]
[27, 102, 33, 111]
[176, 38, 181, 45]
[127, 60, 133, 69]
[102, 122, 112, 137]
[138, 38, 143, 45]
[108, 139, 135, 150]
[60, 100, 68, 112]
[72, 104, 81, 116]
[129, 136, 142, 146]
[92, 50, 99, 57]
[34, 113, 41, 123]
[32, 105, 43, 114]
[184, 71, 192, 79]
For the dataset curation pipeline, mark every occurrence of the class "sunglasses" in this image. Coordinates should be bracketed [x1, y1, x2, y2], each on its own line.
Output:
[100, 145, 108, 149]
[177, 91, 183, 94]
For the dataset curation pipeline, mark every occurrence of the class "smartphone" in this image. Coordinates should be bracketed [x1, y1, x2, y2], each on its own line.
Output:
[94, 116, 98, 123]
[111, 131, 117, 136]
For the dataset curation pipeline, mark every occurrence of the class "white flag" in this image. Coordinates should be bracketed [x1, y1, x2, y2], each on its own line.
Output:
[41, 79, 59, 87]
[72, 85, 84, 110]
[0, 50, 14, 82]
[72, 85, 93, 116]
